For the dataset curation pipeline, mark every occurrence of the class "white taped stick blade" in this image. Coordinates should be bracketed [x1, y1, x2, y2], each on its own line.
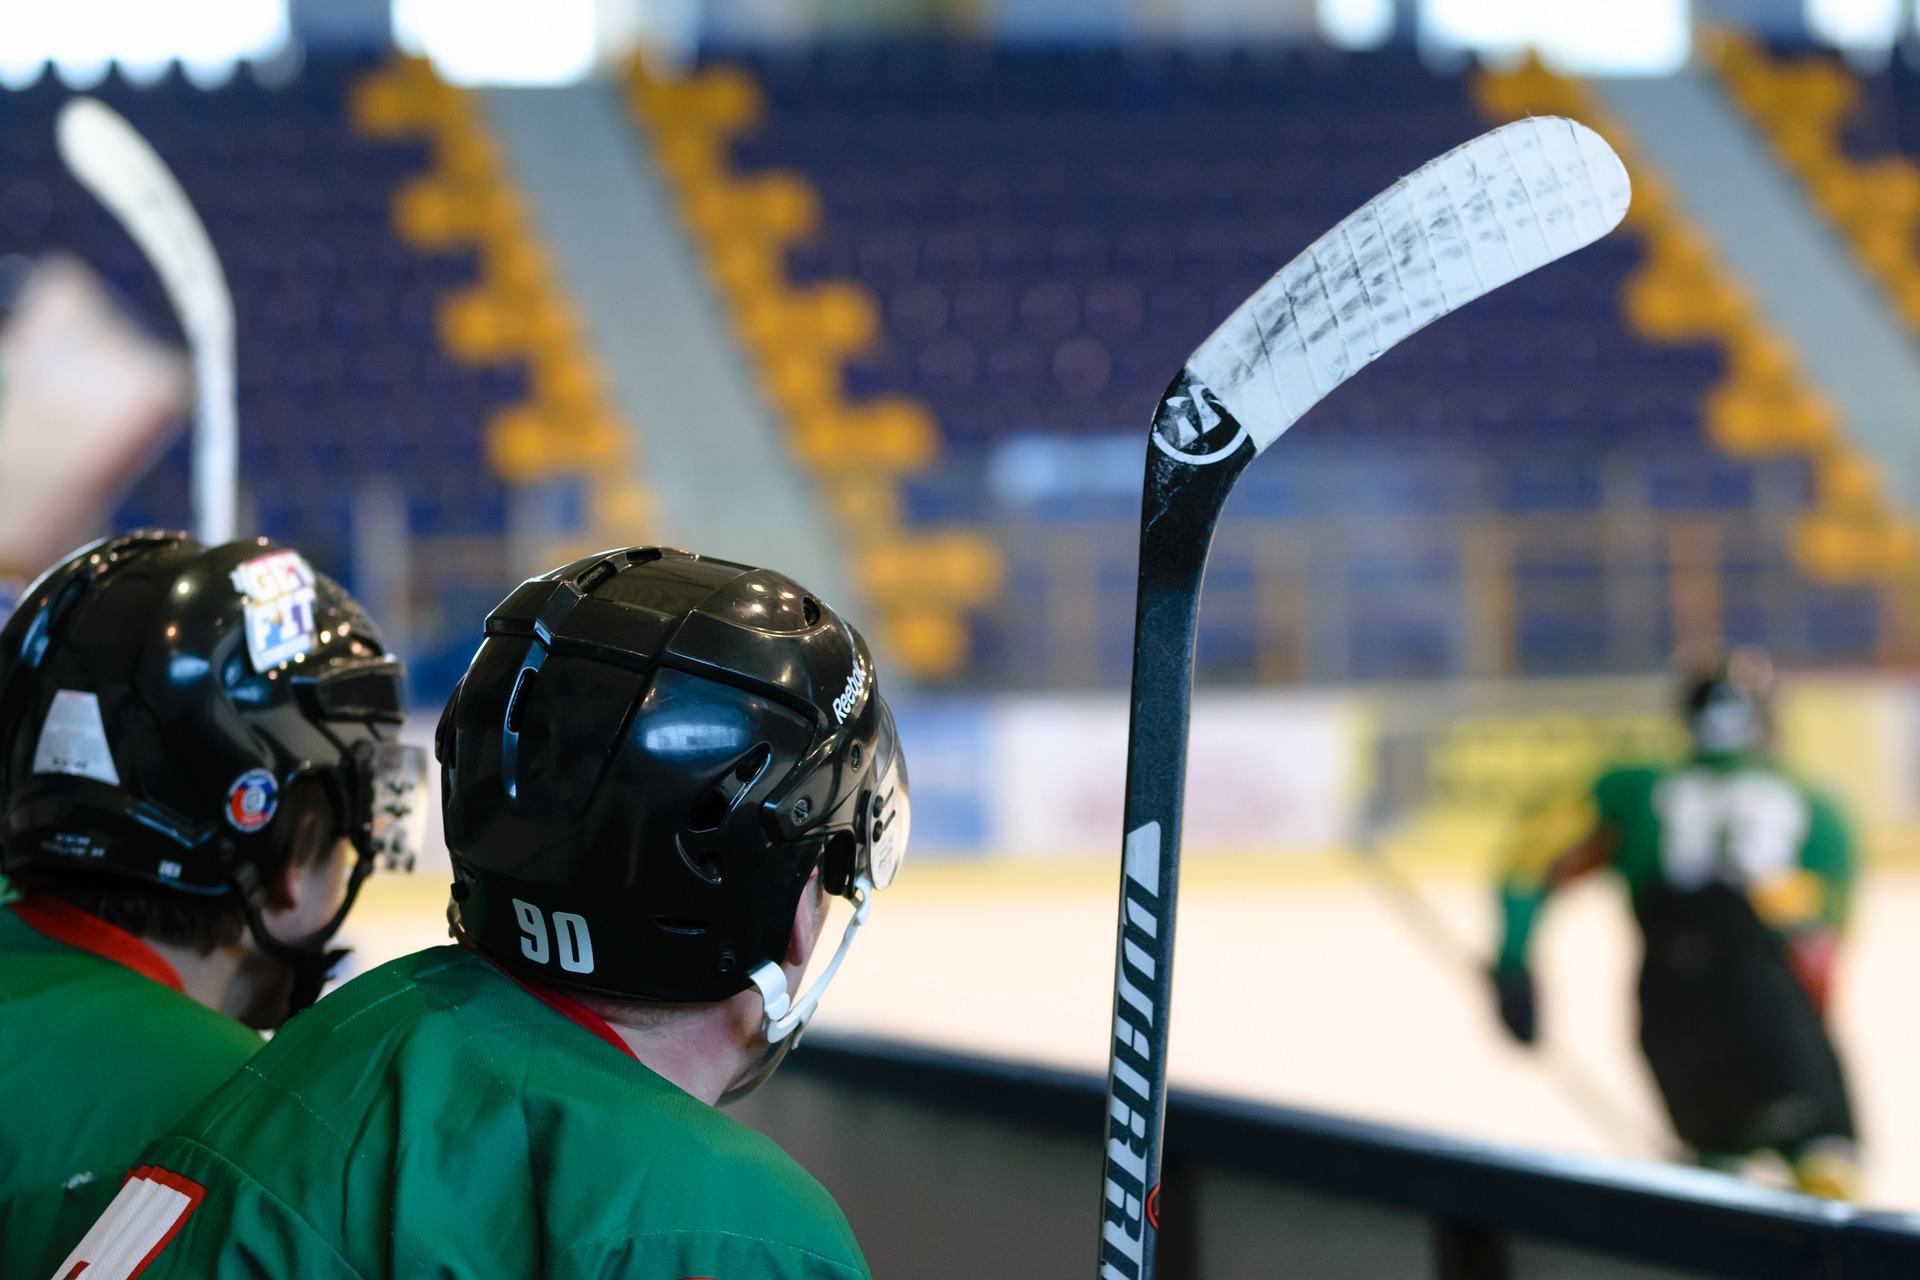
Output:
[1179, 116, 1630, 459]
[56, 99, 232, 352]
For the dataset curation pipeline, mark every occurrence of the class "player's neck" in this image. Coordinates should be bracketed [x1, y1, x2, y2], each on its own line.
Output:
[146, 937, 287, 1028]
[604, 989, 764, 1106]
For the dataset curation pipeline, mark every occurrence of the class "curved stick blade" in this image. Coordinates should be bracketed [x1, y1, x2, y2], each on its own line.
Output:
[1157, 116, 1630, 464]
[57, 97, 238, 545]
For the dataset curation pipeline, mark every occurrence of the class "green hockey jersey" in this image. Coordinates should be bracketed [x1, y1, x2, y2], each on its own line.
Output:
[56, 945, 871, 1280]
[1498, 753, 1855, 969]
[0, 897, 262, 1280]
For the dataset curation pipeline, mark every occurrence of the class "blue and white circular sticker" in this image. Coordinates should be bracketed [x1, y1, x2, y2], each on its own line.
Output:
[225, 768, 279, 833]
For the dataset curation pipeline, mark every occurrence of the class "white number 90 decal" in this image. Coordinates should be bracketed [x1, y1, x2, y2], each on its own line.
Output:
[511, 898, 596, 974]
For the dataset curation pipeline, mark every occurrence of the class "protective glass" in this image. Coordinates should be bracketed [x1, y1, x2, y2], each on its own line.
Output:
[362, 741, 431, 872]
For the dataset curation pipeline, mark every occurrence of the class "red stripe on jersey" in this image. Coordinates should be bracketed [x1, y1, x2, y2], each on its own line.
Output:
[12, 897, 185, 993]
[473, 949, 638, 1062]
[126, 1166, 207, 1277]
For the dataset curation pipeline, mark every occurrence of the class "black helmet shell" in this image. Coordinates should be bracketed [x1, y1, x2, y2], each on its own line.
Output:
[0, 532, 405, 894]
[441, 547, 905, 1003]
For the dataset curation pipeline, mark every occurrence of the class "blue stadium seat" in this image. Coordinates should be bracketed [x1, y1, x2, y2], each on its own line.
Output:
[717, 42, 1888, 679]
[0, 58, 521, 702]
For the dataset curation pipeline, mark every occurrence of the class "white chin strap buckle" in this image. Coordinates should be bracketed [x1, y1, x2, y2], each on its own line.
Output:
[748, 876, 873, 1044]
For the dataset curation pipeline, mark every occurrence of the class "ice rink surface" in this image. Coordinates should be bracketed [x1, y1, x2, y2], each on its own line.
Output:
[339, 855, 1920, 1210]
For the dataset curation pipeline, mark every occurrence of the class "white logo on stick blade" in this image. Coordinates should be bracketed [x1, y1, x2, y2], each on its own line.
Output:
[32, 689, 120, 785]
[831, 660, 869, 724]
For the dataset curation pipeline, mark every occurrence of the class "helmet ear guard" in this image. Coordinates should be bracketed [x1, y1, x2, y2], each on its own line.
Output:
[745, 699, 909, 1044]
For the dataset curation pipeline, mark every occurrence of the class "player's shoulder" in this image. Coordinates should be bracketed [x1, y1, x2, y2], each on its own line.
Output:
[1595, 761, 1667, 787]
[1774, 769, 1847, 825]
[233, 944, 520, 1083]
[179, 946, 507, 1126]
[0, 919, 261, 1074]
[582, 1068, 851, 1209]
[1589, 760, 1666, 805]
[524, 1052, 864, 1266]
[1727, 758, 1842, 811]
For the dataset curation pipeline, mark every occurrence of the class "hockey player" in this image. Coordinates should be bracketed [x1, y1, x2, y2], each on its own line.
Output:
[59, 547, 909, 1280]
[1491, 649, 1859, 1198]
[0, 532, 422, 1277]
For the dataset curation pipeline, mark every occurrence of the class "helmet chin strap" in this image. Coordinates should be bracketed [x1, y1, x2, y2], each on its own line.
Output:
[747, 876, 873, 1046]
[230, 844, 375, 1016]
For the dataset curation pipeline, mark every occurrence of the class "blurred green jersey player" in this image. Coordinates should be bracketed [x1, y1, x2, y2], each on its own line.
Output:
[63, 548, 910, 1280]
[0, 533, 420, 1277]
[1492, 647, 1858, 1198]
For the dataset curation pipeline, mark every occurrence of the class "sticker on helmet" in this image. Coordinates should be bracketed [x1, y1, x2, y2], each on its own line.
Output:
[230, 549, 319, 671]
[31, 689, 121, 784]
[225, 768, 279, 832]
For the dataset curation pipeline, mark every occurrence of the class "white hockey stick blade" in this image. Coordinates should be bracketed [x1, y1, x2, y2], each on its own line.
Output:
[1158, 116, 1629, 465]
[57, 97, 239, 545]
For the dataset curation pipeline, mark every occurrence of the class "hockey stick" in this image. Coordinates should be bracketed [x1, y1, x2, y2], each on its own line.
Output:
[57, 97, 238, 545]
[1098, 117, 1630, 1280]
[1351, 820, 1671, 1158]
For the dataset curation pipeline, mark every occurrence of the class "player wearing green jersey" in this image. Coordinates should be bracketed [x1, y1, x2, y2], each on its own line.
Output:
[1492, 650, 1858, 1198]
[62, 547, 909, 1280]
[0, 533, 423, 1278]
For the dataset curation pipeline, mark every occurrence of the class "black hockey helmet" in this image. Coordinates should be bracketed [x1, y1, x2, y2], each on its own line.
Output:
[1681, 645, 1774, 756]
[0, 532, 428, 1003]
[440, 547, 909, 1037]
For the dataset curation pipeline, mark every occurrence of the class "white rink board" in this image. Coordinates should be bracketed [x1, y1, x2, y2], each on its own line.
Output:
[341, 859, 1920, 1213]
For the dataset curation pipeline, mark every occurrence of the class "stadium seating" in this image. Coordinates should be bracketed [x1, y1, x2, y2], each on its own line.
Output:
[707, 43, 1881, 683]
[0, 58, 539, 699]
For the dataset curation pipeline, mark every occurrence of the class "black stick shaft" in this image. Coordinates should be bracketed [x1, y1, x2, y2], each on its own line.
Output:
[1097, 404, 1252, 1280]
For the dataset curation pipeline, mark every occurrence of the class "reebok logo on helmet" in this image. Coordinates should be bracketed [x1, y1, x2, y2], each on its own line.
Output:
[832, 660, 868, 725]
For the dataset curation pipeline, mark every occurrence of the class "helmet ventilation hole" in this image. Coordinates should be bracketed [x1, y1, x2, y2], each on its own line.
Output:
[734, 743, 771, 783]
[686, 790, 729, 832]
[802, 597, 821, 627]
[653, 916, 708, 936]
[577, 559, 619, 594]
[505, 667, 539, 734]
[687, 743, 773, 833]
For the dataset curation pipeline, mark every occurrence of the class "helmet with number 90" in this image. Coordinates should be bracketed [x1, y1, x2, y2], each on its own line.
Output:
[439, 547, 909, 1042]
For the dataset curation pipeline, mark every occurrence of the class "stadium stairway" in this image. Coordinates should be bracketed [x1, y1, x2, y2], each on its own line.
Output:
[347, 59, 647, 694]
[1590, 54, 1920, 548]
[476, 82, 855, 616]
[1707, 35, 1920, 566]
[628, 62, 1004, 680]
[1480, 62, 1918, 625]
[637, 45, 1893, 685]
[1711, 35, 1920, 350]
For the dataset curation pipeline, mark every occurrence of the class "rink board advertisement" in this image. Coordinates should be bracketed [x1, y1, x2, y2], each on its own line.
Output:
[894, 691, 1369, 857]
[890, 675, 1920, 862]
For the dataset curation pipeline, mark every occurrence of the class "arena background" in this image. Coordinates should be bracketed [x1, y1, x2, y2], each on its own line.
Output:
[10, 0, 1920, 1242]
